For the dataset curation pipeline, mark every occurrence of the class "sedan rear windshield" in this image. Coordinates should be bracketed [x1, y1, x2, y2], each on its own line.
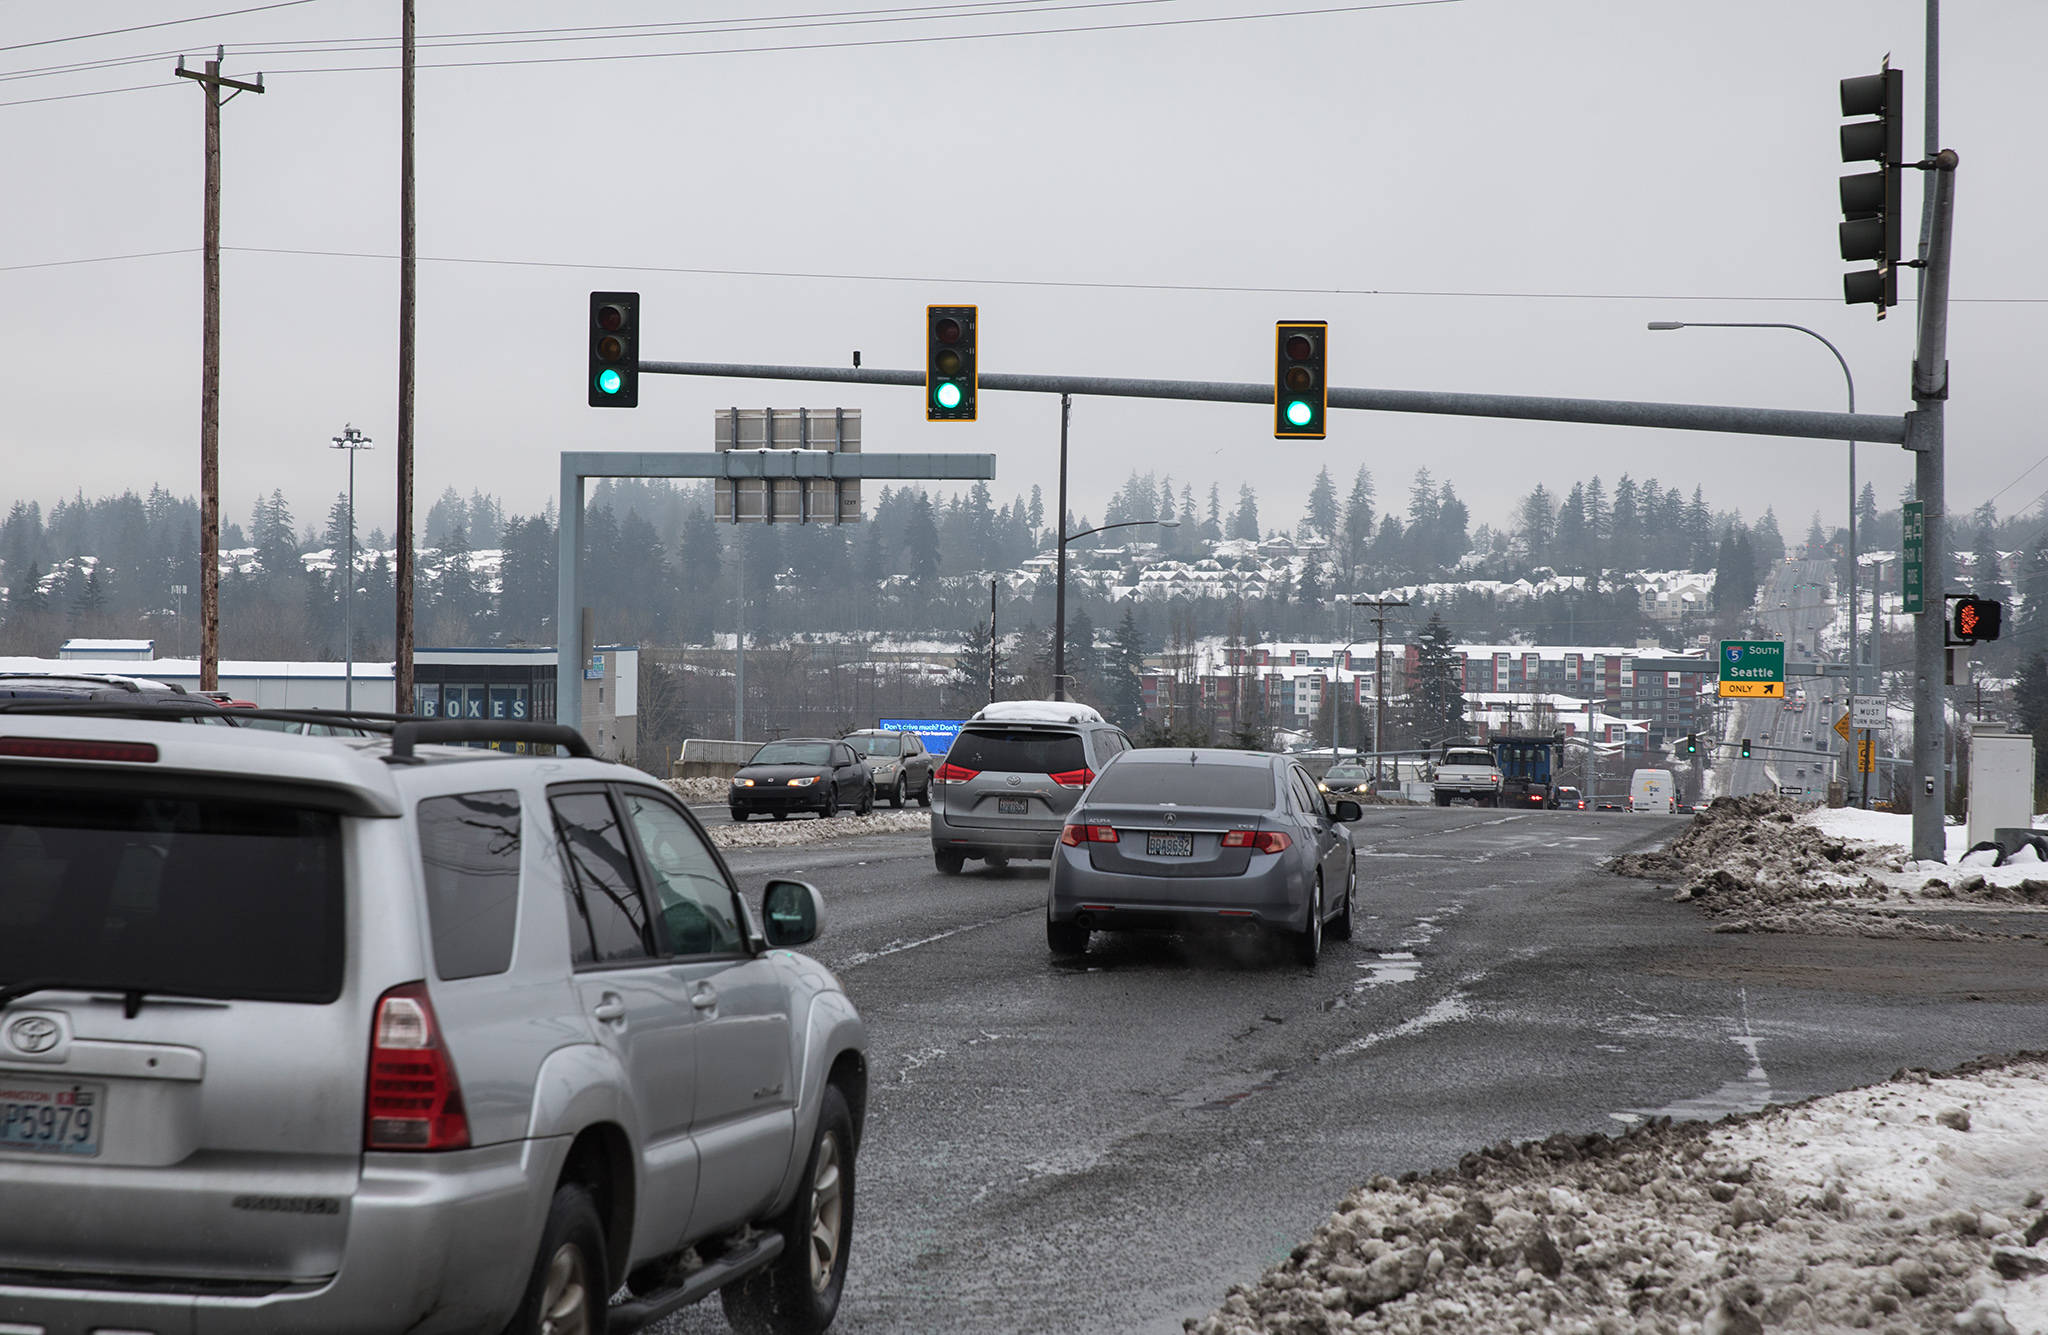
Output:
[751, 742, 832, 766]
[1085, 763, 1275, 809]
[0, 783, 344, 1004]
[945, 729, 1084, 776]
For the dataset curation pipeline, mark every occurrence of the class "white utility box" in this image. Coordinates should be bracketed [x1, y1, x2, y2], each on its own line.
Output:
[1966, 727, 2036, 850]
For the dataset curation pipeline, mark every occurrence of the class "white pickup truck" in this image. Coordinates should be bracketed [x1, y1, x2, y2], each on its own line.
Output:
[1432, 745, 1505, 807]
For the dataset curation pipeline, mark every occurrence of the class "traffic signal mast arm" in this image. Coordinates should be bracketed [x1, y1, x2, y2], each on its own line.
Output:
[633, 360, 1905, 447]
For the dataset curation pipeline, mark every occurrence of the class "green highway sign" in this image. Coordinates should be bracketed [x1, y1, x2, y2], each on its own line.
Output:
[1718, 639, 1785, 699]
[1902, 501, 1924, 615]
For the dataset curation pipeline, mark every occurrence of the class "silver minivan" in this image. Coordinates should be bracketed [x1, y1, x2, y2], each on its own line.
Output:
[929, 701, 1133, 874]
[0, 709, 867, 1335]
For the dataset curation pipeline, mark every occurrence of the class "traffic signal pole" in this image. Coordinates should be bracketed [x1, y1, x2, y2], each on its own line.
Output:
[1908, 149, 1959, 864]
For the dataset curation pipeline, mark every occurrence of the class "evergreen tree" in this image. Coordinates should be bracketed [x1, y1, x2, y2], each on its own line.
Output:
[1306, 466, 1338, 541]
[2015, 652, 2048, 789]
[2015, 542, 2048, 647]
[1517, 485, 1555, 564]
[904, 493, 941, 586]
[1412, 611, 1466, 746]
[1104, 606, 1146, 728]
[1436, 483, 1470, 570]
[1027, 485, 1045, 537]
[1062, 606, 1099, 702]
[1339, 466, 1375, 580]
[1554, 484, 1588, 571]
[1806, 513, 1829, 559]
[1751, 508, 1786, 565]
[1203, 484, 1224, 543]
[1231, 485, 1261, 542]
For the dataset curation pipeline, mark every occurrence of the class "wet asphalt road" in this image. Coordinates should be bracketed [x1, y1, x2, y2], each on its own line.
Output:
[654, 806, 2048, 1335]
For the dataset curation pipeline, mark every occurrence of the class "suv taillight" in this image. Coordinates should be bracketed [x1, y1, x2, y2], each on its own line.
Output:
[1048, 767, 1094, 789]
[1060, 823, 1118, 846]
[366, 982, 470, 1151]
[934, 762, 979, 784]
[1221, 829, 1291, 853]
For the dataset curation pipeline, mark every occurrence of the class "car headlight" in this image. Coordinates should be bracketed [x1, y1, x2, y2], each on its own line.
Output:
[788, 776, 818, 787]
[733, 778, 754, 788]
[1318, 782, 1328, 792]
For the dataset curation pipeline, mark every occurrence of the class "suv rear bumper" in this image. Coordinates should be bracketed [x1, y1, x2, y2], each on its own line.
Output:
[930, 805, 1060, 861]
[0, 1138, 557, 1335]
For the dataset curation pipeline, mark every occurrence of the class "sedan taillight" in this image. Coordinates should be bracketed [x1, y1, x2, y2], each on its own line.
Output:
[934, 762, 980, 784]
[1060, 823, 1119, 846]
[1048, 767, 1094, 789]
[1221, 829, 1291, 853]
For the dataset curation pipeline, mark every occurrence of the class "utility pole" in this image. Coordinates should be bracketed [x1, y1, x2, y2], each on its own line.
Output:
[1053, 394, 1070, 700]
[1909, 151, 1959, 862]
[330, 425, 373, 709]
[395, 0, 417, 713]
[988, 578, 998, 705]
[174, 47, 262, 692]
[1351, 596, 1409, 784]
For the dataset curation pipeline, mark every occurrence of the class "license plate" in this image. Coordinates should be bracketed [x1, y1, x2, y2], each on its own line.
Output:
[0, 1078, 105, 1157]
[1146, 832, 1194, 857]
[997, 796, 1028, 815]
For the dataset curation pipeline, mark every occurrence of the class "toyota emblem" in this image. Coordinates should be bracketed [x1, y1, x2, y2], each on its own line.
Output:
[7, 1016, 59, 1055]
[1005, 774, 1022, 788]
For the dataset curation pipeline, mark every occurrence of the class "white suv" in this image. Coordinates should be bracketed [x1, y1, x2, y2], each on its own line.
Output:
[0, 709, 867, 1335]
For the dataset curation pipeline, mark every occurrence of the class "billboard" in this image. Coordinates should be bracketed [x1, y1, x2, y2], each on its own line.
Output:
[879, 717, 966, 756]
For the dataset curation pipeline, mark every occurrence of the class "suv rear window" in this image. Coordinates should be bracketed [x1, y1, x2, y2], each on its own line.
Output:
[946, 728, 1085, 775]
[0, 783, 344, 1003]
[1442, 749, 1494, 767]
[1086, 763, 1275, 809]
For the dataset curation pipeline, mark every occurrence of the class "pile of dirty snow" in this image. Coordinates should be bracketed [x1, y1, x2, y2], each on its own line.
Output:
[1191, 1054, 2048, 1335]
[708, 810, 927, 849]
[1609, 796, 2048, 938]
[665, 777, 734, 802]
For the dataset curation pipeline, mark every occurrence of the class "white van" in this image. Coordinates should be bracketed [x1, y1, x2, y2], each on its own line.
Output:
[1629, 767, 1677, 813]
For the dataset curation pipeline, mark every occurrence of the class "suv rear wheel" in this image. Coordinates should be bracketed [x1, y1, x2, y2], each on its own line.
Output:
[933, 848, 964, 875]
[722, 1086, 855, 1335]
[1047, 918, 1089, 957]
[504, 1182, 606, 1335]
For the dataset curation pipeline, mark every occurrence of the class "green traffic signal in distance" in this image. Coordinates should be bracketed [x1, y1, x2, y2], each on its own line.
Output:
[1273, 322, 1327, 439]
[1740, 738, 1752, 759]
[926, 305, 977, 421]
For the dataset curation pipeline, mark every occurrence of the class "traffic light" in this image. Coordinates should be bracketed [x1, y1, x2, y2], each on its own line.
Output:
[1950, 596, 2003, 644]
[1838, 63, 1905, 315]
[1740, 738, 1752, 759]
[1684, 734, 1699, 756]
[587, 291, 639, 408]
[1273, 321, 1327, 439]
[926, 305, 977, 421]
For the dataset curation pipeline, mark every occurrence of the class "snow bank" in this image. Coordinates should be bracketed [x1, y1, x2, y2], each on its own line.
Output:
[1609, 795, 2048, 936]
[708, 810, 928, 850]
[1191, 1054, 2048, 1335]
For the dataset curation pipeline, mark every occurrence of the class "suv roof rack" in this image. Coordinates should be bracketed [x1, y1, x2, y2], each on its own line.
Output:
[0, 673, 188, 694]
[0, 697, 224, 720]
[385, 720, 593, 764]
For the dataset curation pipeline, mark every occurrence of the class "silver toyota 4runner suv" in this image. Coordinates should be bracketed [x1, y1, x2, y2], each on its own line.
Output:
[0, 709, 867, 1335]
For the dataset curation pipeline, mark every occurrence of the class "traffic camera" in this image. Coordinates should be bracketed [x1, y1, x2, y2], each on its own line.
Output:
[926, 306, 978, 421]
[587, 292, 639, 408]
[1273, 321, 1327, 439]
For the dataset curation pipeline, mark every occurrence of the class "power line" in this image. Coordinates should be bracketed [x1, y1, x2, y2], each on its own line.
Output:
[7, 242, 2046, 307]
[0, 1, 324, 54]
[0, 0, 1139, 84]
[252, 0, 1470, 75]
[0, 81, 168, 109]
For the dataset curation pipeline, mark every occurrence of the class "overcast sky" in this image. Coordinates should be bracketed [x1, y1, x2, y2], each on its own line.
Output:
[3, 0, 2042, 549]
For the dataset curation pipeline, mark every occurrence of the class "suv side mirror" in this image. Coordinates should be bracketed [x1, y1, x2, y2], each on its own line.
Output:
[1332, 799, 1363, 823]
[762, 879, 825, 949]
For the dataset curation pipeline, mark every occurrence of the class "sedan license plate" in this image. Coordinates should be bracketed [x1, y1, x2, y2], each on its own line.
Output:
[997, 796, 1028, 815]
[1146, 831, 1194, 857]
[0, 1078, 105, 1157]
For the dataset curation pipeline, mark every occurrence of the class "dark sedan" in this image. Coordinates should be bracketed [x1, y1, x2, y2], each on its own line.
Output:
[1318, 763, 1372, 796]
[729, 738, 874, 820]
[1046, 749, 1359, 967]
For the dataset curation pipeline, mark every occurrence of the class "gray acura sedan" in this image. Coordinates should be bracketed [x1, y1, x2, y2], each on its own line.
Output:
[1046, 748, 1360, 966]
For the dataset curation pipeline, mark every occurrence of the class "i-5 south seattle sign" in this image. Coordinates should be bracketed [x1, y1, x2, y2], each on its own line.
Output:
[1717, 639, 1785, 699]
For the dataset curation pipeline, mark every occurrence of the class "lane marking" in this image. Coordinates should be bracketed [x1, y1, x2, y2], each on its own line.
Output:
[833, 909, 1030, 969]
[1329, 991, 1474, 1057]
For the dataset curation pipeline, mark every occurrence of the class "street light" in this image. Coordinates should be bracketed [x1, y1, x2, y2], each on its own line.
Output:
[1647, 320, 1860, 701]
[1054, 516, 1179, 702]
[1330, 640, 1367, 762]
[330, 424, 374, 709]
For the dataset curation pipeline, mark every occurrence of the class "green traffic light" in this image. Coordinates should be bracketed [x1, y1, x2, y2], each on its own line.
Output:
[934, 381, 963, 410]
[596, 369, 622, 395]
[1285, 399, 1314, 428]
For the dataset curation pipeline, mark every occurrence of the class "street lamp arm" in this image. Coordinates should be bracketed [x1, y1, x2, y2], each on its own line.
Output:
[1062, 518, 1181, 544]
